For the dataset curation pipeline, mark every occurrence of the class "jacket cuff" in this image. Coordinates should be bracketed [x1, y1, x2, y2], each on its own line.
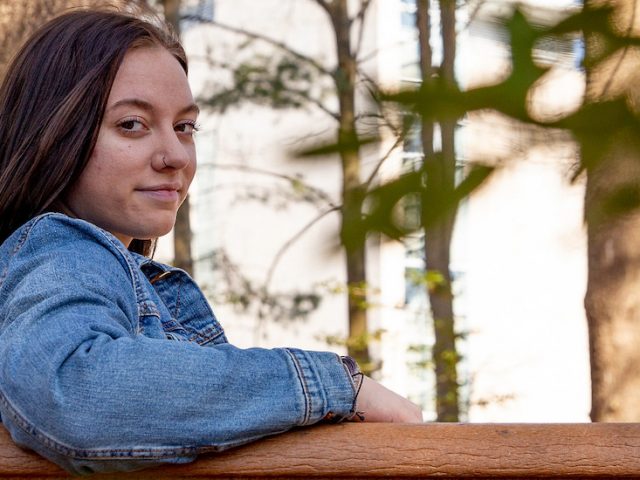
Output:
[285, 348, 356, 424]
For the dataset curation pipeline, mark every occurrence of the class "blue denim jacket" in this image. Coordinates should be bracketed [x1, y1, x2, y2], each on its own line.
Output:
[0, 213, 357, 475]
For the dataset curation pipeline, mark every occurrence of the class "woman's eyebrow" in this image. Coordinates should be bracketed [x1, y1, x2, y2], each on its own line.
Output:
[108, 98, 153, 113]
[108, 98, 199, 116]
[181, 103, 200, 116]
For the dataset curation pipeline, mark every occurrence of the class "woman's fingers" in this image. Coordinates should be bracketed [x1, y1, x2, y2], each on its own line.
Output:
[354, 376, 424, 423]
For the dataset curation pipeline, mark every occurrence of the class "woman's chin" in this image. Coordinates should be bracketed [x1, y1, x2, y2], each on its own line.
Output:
[134, 218, 177, 240]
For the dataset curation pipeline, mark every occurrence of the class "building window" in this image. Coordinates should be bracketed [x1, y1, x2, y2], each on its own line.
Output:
[400, 0, 417, 29]
[180, 0, 215, 31]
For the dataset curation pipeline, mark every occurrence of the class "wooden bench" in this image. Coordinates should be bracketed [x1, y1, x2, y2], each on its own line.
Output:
[1, 423, 638, 478]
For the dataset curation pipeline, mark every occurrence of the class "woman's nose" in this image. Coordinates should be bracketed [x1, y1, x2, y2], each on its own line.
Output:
[153, 131, 192, 171]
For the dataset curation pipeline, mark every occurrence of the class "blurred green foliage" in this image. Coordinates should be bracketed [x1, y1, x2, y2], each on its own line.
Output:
[199, 4, 640, 241]
[200, 55, 313, 111]
[322, 5, 640, 242]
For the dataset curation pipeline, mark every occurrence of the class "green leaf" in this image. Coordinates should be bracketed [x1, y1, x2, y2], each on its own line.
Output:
[547, 5, 615, 36]
[294, 135, 380, 158]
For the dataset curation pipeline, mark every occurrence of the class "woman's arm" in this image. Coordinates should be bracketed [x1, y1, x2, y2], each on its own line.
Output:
[0, 216, 357, 474]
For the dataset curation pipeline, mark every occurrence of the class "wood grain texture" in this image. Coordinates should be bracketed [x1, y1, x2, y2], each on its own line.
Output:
[0, 423, 639, 478]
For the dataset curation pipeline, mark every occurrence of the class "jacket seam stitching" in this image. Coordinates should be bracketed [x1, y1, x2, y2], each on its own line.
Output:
[285, 349, 311, 424]
[174, 276, 182, 319]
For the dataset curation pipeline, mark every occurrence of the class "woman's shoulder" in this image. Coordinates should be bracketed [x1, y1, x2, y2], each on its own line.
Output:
[0, 213, 137, 280]
[8, 212, 121, 246]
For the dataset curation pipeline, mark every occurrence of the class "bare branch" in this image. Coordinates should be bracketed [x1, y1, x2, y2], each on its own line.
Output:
[459, 0, 490, 34]
[189, 16, 332, 77]
[356, 72, 406, 138]
[363, 135, 405, 192]
[199, 162, 338, 209]
[353, 0, 373, 58]
[285, 88, 340, 120]
[310, 0, 332, 15]
[264, 206, 341, 291]
[354, 112, 386, 123]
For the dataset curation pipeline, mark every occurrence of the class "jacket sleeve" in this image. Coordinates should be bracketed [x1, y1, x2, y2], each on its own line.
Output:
[0, 216, 357, 475]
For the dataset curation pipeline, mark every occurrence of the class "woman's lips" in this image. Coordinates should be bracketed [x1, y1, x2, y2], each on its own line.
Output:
[137, 185, 180, 202]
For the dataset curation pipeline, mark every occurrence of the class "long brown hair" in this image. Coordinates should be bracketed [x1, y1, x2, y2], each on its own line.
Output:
[0, 8, 187, 256]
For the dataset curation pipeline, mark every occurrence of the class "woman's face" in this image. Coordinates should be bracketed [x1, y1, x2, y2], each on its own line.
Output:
[64, 46, 198, 247]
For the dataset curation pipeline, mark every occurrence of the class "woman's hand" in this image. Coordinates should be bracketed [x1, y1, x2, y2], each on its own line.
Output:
[353, 375, 424, 423]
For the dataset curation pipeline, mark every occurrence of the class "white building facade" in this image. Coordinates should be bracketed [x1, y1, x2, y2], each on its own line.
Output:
[159, 0, 591, 421]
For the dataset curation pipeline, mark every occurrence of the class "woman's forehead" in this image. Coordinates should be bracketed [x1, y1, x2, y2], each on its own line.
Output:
[107, 47, 194, 110]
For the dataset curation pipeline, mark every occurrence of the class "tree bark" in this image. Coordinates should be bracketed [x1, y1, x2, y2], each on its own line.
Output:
[417, 0, 434, 161]
[324, 0, 371, 371]
[583, 0, 640, 421]
[418, 0, 460, 421]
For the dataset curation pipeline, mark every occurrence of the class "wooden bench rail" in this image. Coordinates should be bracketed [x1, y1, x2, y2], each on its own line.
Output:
[0, 423, 639, 478]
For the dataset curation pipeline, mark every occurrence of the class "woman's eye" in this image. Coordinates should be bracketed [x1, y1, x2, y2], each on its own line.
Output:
[117, 118, 146, 133]
[175, 121, 200, 136]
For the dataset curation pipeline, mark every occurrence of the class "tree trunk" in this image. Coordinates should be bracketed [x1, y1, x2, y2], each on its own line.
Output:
[418, 0, 460, 421]
[583, 0, 640, 421]
[0, 0, 105, 77]
[585, 132, 640, 421]
[173, 196, 194, 273]
[162, 0, 194, 275]
[417, 0, 434, 161]
[326, 0, 371, 371]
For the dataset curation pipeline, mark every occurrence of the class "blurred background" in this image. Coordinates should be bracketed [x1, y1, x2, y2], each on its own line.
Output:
[5, 0, 640, 423]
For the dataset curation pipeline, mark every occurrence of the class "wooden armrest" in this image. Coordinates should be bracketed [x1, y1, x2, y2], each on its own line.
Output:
[1, 423, 638, 478]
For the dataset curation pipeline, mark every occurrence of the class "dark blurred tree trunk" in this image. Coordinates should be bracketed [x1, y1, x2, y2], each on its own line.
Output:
[0, 0, 95, 77]
[319, 0, 371, 371]
[162, 0, 194, 275]
[417, 0, 460, 421]
[583, 0, 640, 421]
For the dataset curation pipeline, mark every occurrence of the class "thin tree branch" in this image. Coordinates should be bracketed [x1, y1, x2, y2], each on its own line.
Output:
[354, 112, 387, 123]
[353, 0, 373, 58]
[459, 0, 489, 35]
[363, 135, 405, 191]
[199, 162, 338, 208]
[185, 15, 333, 77]
[357, 39, 410, 66]
[359, 113, 404, 139]
[356, 71, 406, 137]
[311, 0, 332, 15]
[287, 89, 341, 120]
[264, 206, 341, 291]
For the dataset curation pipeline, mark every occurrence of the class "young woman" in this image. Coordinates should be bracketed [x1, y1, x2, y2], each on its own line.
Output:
[0, 7, 422, 475]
